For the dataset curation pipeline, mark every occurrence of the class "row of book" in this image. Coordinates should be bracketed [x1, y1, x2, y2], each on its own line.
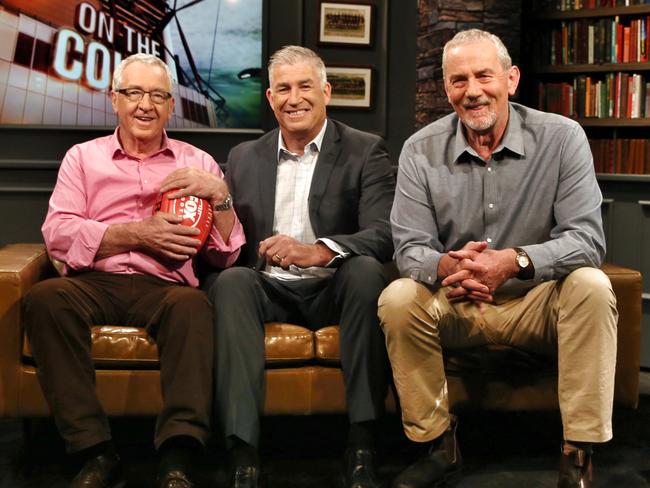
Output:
[590, 138, 650, 173]
[539, 16, 650, 64]
[535, 0, 650, 11]
[538, 73, 650, 117]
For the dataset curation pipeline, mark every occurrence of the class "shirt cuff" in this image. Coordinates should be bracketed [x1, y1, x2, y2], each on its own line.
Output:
[203, 217, 246, 268]
[399, 251, 441, 286]
[317, 238, 349, 268]
[64, 220, 109, 270]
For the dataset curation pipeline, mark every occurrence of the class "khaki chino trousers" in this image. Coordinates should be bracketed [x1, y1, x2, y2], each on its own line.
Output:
[378, 267, 618, 444]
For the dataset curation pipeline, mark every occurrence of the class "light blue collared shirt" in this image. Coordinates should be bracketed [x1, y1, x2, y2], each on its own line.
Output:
[392, 102, 605, 297]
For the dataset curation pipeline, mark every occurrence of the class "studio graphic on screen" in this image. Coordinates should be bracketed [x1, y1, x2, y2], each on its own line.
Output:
[0, 0, 262, 129]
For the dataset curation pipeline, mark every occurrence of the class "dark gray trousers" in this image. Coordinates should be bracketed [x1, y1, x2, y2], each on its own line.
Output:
[204, 256, 389, 447]
[23, 272, 213, 453]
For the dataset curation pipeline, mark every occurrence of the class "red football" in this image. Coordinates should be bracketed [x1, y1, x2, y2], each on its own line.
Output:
[156, 190, 213, 248]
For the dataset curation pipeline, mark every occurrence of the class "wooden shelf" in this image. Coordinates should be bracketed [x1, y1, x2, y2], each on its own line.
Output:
[534, 62, 650, 74]
[577, 118, 650, 127]
[535, 5, 650, 20]
[597, 173, 650, 182]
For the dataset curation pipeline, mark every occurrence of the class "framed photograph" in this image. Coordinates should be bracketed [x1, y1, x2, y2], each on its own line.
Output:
[319, 2, 373, 46]
[326, 66, 373, 109]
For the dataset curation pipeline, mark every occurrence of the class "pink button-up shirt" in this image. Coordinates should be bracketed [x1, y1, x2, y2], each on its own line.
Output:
[42, 129, 245, 287]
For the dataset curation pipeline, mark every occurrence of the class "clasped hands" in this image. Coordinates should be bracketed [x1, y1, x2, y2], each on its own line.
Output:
[439, 241, 518, 308]
[140, 168, 229, 261]
[258, 235, 336, 270]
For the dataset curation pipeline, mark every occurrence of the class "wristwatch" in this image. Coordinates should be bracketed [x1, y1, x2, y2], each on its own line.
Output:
[514, 247, 534, 280]
[212, 193, 232, 211]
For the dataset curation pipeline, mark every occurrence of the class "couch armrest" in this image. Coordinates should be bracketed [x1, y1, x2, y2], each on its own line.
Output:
[602, 263, 642, 408]
[0, 243, 51, 416]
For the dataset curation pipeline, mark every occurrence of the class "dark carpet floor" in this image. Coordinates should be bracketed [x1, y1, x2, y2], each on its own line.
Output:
[1, 373, 649, 488]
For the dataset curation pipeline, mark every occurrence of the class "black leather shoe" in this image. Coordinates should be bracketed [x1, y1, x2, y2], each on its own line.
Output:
[558, 447, 592, 488]
[339, 447, 382, 488]
[157, 469, 194, 488]
[69, 452, 124, 488]
[391, 419, 461, 488]
[229, 464, 262, 488]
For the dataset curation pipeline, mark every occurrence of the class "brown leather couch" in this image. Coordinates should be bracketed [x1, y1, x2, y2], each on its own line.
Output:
[0, 243, 641, 421]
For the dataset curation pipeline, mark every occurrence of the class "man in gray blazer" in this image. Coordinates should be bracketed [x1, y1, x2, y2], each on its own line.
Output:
[203, 46, 395, 488]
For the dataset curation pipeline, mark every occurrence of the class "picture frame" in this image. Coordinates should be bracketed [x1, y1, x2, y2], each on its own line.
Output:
[318, 2, 373, 47]
[326, 66, 373, 109]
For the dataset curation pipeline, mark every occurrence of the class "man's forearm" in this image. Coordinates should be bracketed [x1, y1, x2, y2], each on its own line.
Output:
[212, 209, 236, 243]
[96, 221, 141, 260]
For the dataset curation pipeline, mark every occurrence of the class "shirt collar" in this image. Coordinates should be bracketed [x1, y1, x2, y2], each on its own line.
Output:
[110, 127, 176, 159]
[452, 103, 526, 163]
[276, 119, 328, 161]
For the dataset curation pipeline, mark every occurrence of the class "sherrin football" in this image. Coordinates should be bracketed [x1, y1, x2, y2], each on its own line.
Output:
[156, 190, 213, 249]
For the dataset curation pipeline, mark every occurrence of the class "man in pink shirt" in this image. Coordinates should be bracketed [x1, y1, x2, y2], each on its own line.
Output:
[23, 53, 245, 488]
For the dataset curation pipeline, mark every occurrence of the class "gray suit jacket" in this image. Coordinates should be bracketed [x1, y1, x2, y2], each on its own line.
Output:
[225, 119, 395, 268]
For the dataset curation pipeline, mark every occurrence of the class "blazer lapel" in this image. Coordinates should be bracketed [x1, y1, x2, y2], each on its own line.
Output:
[308, 121, 341, 231]
[257, 131, 279, 237]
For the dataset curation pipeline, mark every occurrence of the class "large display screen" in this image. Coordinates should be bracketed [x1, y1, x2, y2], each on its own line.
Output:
[0, 0, 262, 129]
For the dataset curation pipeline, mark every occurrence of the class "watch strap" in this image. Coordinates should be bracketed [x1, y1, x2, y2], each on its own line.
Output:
[514, 247, 534, 280]
[213, 193, 232, 211]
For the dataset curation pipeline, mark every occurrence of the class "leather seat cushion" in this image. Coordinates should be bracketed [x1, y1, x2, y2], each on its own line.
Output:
[264, 322, 314, 363]
[23, 322, 316, 368]
[314, 326, 340, 362]
[23, 326, 160, 368]
[21, 322, 557, 375]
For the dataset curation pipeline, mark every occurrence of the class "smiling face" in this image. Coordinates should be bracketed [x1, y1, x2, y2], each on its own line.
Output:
[443, 39, 519, 138]
[266, 61, 331, 152]
[111, 61, 174, 155]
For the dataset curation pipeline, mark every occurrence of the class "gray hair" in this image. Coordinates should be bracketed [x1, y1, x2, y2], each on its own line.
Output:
[442, 29, 512, 79]
[112, 53, 173, 91]
[268, 45, 328, 90]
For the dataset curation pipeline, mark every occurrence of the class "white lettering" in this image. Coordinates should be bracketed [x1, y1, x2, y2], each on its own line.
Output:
[97, 11, 114, 44]
[85, 42, 111, 90]
[53, 7, 162, 92]
[137, 32, 150, 54]
[76, 2, 96, 35]
[123, 25, 136, 52]
[52, 29, 84, 81]
[183, 199, 198, 221]
[151, 40, 161, 57]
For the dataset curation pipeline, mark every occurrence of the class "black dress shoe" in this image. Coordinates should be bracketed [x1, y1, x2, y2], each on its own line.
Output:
[157, 469, 194, 488]
[69, 452, 124, 488]
[339, 447, 382, 488]
[229, 464, 262, 488]
[391, 419, 461, 488]
[558, 447, 592, 488]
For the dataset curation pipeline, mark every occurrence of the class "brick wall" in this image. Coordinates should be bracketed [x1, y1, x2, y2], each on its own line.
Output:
[415, 0, 522, 128]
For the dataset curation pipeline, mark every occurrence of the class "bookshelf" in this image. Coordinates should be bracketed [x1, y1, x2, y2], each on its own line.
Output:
[524, 1, 650, 368]
[535, 4, 650, 20]
[526, 1, 650, 176]
[536, 62, 650, 73]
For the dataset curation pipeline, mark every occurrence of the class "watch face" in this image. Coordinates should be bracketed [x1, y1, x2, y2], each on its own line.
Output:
[213, 194, 232, 211]
[517, 254, 530, 268]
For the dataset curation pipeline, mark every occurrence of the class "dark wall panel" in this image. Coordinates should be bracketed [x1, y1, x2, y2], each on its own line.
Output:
[303, 1, 388, 137]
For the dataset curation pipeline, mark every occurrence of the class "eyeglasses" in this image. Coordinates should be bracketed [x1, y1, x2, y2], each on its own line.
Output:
[115, 88, 172, 104]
